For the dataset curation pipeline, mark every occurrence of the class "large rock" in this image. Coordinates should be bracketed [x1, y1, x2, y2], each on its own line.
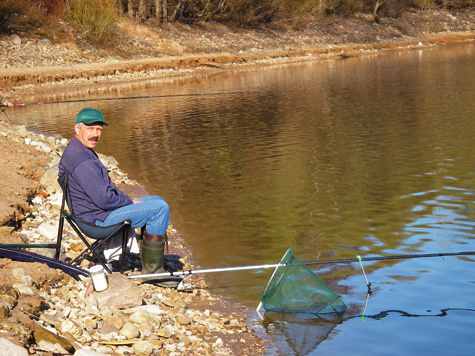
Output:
[33, 325, 75, 354]
[0, 337, 28, 356]
[92, 273, 142, 309]
[39, 166, 60, 194]
[37, 222, 58, 241]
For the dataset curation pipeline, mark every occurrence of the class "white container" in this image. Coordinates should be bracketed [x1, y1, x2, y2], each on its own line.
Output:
[89, 265, 108, 292]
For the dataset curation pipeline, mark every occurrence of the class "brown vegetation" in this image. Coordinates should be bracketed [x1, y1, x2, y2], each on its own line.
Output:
[1, 0, 474, 45]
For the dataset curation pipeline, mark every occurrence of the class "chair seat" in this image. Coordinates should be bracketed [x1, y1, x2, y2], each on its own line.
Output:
[66, 211, 128, 240]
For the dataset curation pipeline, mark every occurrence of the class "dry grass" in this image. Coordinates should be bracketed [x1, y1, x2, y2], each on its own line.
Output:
[1, 0, 473, 45]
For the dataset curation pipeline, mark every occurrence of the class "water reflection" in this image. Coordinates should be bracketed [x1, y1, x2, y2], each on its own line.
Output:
[262, 312, 343, 356]
[261, 307, 475, 356]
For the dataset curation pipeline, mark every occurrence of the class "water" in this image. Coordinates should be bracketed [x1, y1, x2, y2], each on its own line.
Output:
[9, 43, 475, 355]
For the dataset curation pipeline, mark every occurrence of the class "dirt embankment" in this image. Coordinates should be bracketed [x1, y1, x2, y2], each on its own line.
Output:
[0, 134, 50, 232]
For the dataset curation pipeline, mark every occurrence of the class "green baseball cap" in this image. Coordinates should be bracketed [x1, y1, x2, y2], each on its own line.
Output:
[75, 108, 108, 126]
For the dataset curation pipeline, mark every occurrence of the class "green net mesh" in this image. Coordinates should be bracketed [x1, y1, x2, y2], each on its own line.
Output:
[260, 249, 347, 315]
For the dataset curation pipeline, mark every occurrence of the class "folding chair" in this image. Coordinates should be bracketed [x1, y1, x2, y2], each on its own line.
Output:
[57, 172, 131, 274]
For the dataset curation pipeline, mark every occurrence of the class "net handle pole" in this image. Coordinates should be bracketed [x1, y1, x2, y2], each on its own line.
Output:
[128, 263, 283, 279]
[128, 250, 475, 280]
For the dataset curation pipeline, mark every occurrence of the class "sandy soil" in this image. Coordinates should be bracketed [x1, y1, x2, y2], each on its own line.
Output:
[0, 135, 49, 236]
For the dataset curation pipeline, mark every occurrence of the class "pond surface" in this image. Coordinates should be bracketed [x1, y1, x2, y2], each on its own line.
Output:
[9, 42, 475, 355]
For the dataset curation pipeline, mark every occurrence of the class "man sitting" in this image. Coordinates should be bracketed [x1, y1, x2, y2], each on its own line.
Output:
[58, 108, 170, 276]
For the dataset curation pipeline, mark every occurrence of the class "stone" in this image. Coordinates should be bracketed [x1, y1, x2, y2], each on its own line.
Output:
[39, 166, 60, 193]
[176, 314, 192, 326]
[37, 339, 70, 353]
[156, 327, 171, 338]
[137, 322, 152, 337]
[33, 325, 75, 354]
[164, 341, 177, 352]
[188, 335, 202, 344]
[161, 298, 179, 308]
[99, 155, 119, 169]
[58, 319, 82, 340]
[128, 311, 161, 328]
[9, 34, 21, 45]
[12, 284, 34, 296]
[0, 337, 28, 356]
[17, 275, 33, 287]
[179, 335, 191, 346]
[39, 313, 62, 326]
[69, 240, 85, 252]
[98, 323, 118, 335]
[119, 322, 140, 339]
[0, 304, 9, 319]
[11, 268, 27, 279]
[40, 38, 53, 46]
[122, 305, 164, 315]
[30, 140, 52, 153]
[102, 315, 123, 330]
[37, 222, 58, 241]
[132, 340, 154, 356]
[92, 273, 142, 309]
[32, 243, 58, 259]
[0, 284, 18, 306]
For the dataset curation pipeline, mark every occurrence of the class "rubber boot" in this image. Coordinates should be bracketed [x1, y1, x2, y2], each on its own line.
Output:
[140, 239, 165, 274]
[140, 239, 181, 287]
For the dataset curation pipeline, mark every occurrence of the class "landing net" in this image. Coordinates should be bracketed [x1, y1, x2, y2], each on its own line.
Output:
[259, 249, 347, 315]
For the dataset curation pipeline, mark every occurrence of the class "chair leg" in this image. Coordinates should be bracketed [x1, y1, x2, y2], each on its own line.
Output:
[71, 238, 112, 274]
[55, 215, 65, 260]
[120, 228, 129, 272]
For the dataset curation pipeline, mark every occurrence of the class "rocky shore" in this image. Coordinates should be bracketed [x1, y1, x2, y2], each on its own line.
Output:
[0, 122, 267, 355]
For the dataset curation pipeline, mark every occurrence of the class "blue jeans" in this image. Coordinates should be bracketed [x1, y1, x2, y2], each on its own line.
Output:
[95, 196, 169, 235]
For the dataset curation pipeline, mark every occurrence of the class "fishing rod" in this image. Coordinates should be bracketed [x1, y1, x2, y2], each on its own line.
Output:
[10, 91, 255, 107]
[128, 250, 475, 279]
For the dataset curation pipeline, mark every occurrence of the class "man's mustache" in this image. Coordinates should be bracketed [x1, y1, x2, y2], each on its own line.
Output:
[88, 137, 99, 141]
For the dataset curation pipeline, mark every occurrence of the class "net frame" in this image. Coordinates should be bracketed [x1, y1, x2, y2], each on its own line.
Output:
[260, 249, 347, 315]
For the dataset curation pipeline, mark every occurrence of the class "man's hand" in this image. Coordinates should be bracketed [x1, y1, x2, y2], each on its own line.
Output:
[132, 199, 143, 204]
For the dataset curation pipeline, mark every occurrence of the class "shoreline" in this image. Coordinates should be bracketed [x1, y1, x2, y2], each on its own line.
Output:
[4, 32, 475, 103]
[2, 32, 473, 111]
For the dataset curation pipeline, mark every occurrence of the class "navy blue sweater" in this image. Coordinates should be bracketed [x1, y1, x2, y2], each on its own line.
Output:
[58, 137, 133, 224]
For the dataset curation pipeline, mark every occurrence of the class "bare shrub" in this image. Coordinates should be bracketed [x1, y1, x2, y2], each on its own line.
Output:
[67, 0, 122, 44]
